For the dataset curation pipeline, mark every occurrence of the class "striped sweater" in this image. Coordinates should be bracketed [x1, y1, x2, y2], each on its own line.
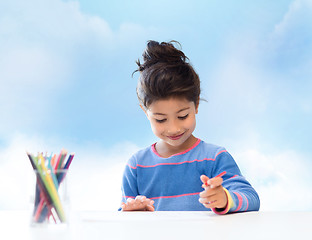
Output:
[121, 139, 260, 214]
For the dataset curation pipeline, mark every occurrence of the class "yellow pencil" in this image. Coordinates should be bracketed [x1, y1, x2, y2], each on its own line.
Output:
[38, 154, 66, 222]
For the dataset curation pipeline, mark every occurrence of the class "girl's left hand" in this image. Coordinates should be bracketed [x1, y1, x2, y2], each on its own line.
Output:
[121, 195, 155, 211]
[198, 175, 228, 209]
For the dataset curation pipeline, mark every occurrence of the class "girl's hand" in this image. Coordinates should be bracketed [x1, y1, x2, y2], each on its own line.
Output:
[198, 175, 228, 209]
[121, 195, 155, 211]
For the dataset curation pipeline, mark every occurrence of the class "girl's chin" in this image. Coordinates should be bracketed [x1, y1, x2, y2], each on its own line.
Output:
[167, 134, 196, 147]
[165, 137, 188, 147]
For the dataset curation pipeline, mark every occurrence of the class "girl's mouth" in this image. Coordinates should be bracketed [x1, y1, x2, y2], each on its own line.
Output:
[167, 132, 185, 141]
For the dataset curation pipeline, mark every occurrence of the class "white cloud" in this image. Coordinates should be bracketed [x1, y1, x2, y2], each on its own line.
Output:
[0, 0, 155, 137]
[198, 48, 272, 143]
[233, 147, 312, 211]
[0, 0, 156, 211]
[0, 1, 109, 136]
[202, 0, 312, 128]
[1, 133, 311, 212]
[208, 55, 270, 113]
[196, 0, 312, 212]
[0, 133, 140, 211]
[0, 0, 113, 85]
[273, 0, 312, 36]
[266, 0, 312, 76]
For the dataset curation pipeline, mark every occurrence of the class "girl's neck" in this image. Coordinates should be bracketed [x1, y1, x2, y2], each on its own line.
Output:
[155, 135, 198, 158]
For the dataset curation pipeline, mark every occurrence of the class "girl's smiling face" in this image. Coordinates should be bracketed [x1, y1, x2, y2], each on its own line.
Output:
[143, 97, 198, 157]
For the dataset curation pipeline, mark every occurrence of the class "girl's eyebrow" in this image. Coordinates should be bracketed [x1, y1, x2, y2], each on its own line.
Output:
[177, 107, 190, 113]
[153, 107, 190, 116]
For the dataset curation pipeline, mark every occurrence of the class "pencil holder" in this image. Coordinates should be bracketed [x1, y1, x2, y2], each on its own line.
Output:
[31, 169, 70, 225]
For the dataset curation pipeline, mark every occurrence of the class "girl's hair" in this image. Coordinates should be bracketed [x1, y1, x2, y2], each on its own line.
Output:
[134, 40, 201, 109]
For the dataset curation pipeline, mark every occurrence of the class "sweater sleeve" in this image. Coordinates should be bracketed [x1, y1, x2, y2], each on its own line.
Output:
[121, 156, 138, 204]
[211, 149, 260, 214]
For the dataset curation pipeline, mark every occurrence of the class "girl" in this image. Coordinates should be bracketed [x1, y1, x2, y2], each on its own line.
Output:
[120, 40, 260, 214]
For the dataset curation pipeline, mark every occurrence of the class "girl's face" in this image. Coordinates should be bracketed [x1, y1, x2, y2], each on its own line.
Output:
[143, 97, 198, 152]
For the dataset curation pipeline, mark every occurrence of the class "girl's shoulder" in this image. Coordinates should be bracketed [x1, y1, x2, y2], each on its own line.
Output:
[197, 140, 228, 159]
[127, 144, 155, 165]
[133, 145, 154, 158]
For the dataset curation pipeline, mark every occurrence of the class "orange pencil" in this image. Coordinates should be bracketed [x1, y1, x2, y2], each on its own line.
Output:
[51, 154, 56, 168]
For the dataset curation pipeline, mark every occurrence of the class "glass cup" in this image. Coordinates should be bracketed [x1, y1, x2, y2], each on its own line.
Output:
[30, 169, 70, 226]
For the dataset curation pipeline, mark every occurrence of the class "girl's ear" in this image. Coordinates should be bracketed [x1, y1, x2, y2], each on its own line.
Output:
[195, 98, 200, 114]
[140, 104, 148, 116]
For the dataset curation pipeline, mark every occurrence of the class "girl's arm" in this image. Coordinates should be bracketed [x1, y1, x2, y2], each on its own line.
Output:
[207, 150, 260, 214]
[120, 157, 155, 211]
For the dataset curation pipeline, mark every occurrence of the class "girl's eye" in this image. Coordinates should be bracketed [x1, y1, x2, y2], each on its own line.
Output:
[155, 119, 166, 123]
[178, 114, 189, 120]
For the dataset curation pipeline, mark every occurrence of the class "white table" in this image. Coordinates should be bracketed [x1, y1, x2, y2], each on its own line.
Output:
[1, 210, 311, 240]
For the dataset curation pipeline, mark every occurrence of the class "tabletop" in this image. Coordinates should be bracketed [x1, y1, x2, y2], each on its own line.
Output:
[1, 210, 310, 240]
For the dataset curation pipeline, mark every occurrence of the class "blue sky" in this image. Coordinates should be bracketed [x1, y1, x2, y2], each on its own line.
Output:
[0, 0, 311, 211]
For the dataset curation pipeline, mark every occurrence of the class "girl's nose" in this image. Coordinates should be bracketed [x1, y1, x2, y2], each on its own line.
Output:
[167, 120, 181, 135]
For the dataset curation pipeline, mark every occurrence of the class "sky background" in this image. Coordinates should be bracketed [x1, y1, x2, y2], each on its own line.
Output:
[0, 0, 311, 212]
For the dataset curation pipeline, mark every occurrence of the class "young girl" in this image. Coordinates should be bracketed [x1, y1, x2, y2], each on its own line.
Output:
[120, 40, 260, 214]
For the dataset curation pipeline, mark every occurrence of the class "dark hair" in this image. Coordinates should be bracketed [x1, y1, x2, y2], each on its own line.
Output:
[134, 40, 201, 109]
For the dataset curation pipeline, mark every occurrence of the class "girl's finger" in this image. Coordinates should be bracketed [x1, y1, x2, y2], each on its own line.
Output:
[146, 205, 155, 211]
[122, 203, 132, 211]
[203, 201, 218, 209]
[199, 195, 217, 204]
[207, 177, 223, 188]
[200, 175, 209, 185]
[199, 187, 219, 198]
[135, 195, 146, 202]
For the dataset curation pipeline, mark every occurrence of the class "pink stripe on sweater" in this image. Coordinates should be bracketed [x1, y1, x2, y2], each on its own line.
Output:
[123, 196, 135, 199]
[128, 147, 228, 169]
[230, 175, 238, 179]
[149, 192, 200, 200]
[241, 192, 249, 211]
[152, 138, 201, 158]
[127, 157, 216, 169]
[123, 192, 200, 200]
[214, 149, 227, 158]
[233, 192, 243, 212]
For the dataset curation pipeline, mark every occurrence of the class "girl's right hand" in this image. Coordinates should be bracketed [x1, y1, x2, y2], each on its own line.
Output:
[121, 195, 155, 211]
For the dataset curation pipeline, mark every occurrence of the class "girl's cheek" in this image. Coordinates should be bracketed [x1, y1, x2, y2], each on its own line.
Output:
[185, 118, 195, 128]
[151, 124, 161, 134]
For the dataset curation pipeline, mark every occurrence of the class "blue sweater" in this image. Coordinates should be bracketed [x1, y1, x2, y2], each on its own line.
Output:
[121, 139, 260, 213]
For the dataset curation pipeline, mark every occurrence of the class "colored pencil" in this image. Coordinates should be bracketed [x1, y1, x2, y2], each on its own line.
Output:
[38, 153, 66, 222]
[205, 171, 227, 186]
[27, 149, 74, 223]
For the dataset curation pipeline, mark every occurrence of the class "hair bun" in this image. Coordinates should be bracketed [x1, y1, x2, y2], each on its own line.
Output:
[136, 40, 187, 72]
